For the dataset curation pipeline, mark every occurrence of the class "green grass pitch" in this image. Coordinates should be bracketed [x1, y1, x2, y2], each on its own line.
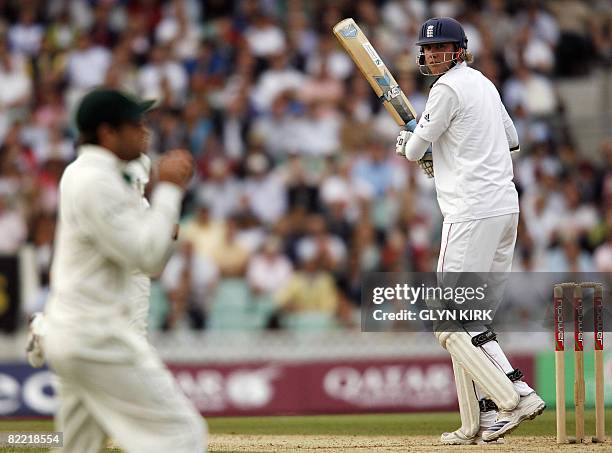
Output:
[0, 410, 609, 452]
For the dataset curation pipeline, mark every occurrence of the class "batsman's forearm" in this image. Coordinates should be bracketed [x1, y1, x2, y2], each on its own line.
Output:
[404, 134, 431, 161]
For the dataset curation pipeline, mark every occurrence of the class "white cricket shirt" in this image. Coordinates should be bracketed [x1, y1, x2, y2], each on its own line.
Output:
[45, 145, 182, 333]
[124, 154, 153, 337]
[414, 62, 520, 223]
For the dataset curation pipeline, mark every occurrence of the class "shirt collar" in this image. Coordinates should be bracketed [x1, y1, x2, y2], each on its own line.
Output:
[78, 144, 123, 169]
[430, 61, 467, 87]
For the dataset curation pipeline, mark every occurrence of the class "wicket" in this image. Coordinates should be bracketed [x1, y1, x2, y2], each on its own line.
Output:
[554, 282, 605, 444]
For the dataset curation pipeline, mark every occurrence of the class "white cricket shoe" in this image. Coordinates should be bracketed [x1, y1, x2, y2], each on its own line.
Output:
[440, 429, 505, 445]
[476, 427, 505, 445]
[481, 392, 546, 442]
[26, 313, 46, 368]
[440, 430, 476, 445]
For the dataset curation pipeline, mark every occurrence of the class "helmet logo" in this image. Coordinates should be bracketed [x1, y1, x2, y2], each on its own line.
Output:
[426, 25, 435, 38]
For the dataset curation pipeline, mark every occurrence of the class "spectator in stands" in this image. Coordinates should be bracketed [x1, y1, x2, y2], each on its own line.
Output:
[296, 214, 347, 274]
[339, 78, 375, 151]
[250, 93, 296, 158]
[243, 152, 287, 225]
[196, 157, 241, 221]
[520, 191, 559, 266]
[183, 98, 214, 157]
[351, 136, 398, 200]
[247, 235, 293, 297]
[89, 1, 119, 48]
[155, 0, 201, 65]
[502, 63, 557, 118]
[594, 207, 612, 271]
[0, 191, 27, 254]
[547, 0, 595, 75]
[161, 241, 219, 330]
[276, 241, 340, 329]
[65, 32, 111, 105]
[555, 180, 600, 243]
[299, 59, 344, 106]
[32, 124, 74, 167]
[299, 99, 343, 156]
[250, 51, 303, 113]
[33, 86, 68, 132]
[481, 0, 515, 52]
[180, 196, 226, 260]
[0, 39, 32, 137]
[350, 220, 380, 272]
[0, 123, 37, 198]
[137, 44, 188, 107]
[244, 12, 286, 59]
[23, 212, 56, 316]
[547, 233, 596, 273]
[516, 24, 556, 73]
[352, 136, 405, 231]
[8, 8, 43, 57]
[320, 157, 361, 227]
[516, 1, 560, 49]
[104, 40, 140, 93]
[214, 215, 251, 278]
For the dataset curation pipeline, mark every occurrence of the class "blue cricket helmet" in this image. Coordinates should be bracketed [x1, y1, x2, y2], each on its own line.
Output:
[416, 17, 468, 49]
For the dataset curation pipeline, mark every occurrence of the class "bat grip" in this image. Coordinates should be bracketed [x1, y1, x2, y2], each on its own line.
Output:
[404, 119, 417, 132]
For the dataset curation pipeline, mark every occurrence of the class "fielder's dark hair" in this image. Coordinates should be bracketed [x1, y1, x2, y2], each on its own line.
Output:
[78, 128, 100, 146]
[78, 120, 125, 146]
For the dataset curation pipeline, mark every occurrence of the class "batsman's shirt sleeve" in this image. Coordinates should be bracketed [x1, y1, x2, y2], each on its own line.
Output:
[501, 103, 520, 152]
[403, 134, 431, 161]
[414, 84, 460, 144]
[78, 176, 183, 276]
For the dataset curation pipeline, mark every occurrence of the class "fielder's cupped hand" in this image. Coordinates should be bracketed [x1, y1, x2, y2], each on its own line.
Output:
[158, 149, 194, 189]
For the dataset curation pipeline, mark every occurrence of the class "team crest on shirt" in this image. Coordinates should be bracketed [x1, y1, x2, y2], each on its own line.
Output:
[424, 113, 430, 121]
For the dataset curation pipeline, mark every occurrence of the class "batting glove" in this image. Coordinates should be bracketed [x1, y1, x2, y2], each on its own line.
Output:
[395, 119, 417, 158]
[418, 150, 434, 178]
[395, 129, 413, 158]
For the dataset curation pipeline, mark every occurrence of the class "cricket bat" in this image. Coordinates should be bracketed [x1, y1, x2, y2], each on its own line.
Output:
[333, 18, 417, 129]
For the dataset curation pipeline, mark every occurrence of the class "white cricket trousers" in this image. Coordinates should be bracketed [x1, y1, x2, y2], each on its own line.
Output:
[436, 213, 534, 397]
[45, 325, 206, 453]
[437, 213, 519, 273]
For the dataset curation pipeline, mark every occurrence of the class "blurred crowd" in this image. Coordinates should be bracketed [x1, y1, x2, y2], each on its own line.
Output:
[0, 0, 611, 332]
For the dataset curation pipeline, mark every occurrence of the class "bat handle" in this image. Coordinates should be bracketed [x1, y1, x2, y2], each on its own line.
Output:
[404, 119, 417, 132]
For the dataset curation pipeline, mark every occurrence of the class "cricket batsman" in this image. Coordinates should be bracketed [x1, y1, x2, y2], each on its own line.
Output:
[395, 17, 545, 444]
[32, 89, 206, 452]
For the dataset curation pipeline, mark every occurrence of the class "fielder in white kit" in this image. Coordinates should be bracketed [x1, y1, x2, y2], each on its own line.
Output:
[27, 154, 153, 360]
[38, 89, 206, 453]
[395, 17, 545, 444]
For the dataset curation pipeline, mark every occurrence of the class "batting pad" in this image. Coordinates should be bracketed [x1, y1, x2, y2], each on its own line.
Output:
[451, 356, 480, 438]
[442, 331, 519, 411]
